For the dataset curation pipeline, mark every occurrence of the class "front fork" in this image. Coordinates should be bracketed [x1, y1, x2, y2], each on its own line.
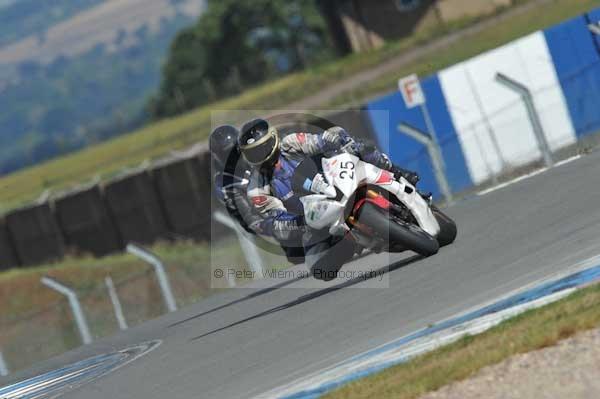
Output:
[346, 189, 399, 252]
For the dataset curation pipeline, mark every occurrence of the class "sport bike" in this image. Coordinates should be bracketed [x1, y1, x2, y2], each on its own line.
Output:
[296, 152, 457, 262]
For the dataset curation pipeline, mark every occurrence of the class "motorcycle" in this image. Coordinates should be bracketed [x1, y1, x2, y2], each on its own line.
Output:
[296, 152, 457, 264]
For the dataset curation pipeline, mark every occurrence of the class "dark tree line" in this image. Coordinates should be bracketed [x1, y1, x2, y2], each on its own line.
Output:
[150, 0, 335, 118]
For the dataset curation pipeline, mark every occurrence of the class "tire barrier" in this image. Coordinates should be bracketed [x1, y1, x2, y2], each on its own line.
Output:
[5, 203, 64, 266]
[0, 218, 19, 270]
[152, 148, 212, 241]
[54, 185, 123, 257]
[104, 170, 169, 245]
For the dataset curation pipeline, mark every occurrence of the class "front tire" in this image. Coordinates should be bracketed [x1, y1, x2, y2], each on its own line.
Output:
[431, 206, 457, 247]
[358, 202, 439, 256]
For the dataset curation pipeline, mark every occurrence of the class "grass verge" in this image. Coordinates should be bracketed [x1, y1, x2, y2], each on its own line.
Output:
[0, 240, 229, 324]
[0, 237, 291, 323]
[324, 282, 600, 399]
[2, 0, 598, 209]
[0, 238, 291, 372]
[0, 239, 226, 371]
[326, 0, 600, 107]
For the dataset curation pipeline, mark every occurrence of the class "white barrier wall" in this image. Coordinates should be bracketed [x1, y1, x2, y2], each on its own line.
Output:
[439, 31, 576, 184]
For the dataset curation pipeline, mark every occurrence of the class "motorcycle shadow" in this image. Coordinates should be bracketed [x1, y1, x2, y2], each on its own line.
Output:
[189, 254, 422, 341]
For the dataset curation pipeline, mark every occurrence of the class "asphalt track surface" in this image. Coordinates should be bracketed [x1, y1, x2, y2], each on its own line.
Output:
[3, 150, 600, 398]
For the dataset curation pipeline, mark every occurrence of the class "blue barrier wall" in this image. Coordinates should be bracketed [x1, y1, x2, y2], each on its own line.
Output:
[366, 7, 600, 196]
[544, 11, 600, 137]
[366, 75, 473, 198]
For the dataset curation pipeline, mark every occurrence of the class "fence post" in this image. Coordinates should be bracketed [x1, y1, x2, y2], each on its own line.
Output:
[214, 210, 264, 279]
[0, 350, 9, 376]
[398, 122, 453, 204]
[40, 277, 92, 345]
[495, 72, 554, 168]
[126, 244, 177, 312]
[104, 276, 128, 330]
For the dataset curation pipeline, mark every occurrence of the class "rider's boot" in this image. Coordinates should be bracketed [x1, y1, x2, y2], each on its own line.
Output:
[390, 165, 420, 186]
[390, 165, 432, 202]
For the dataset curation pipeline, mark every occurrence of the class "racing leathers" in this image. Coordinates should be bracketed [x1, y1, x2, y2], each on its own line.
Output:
[247, 127, 406, 278]
[213, 151, 306, 264]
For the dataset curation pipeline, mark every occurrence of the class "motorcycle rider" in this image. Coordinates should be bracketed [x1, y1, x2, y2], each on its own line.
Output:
[210, 124, 305, 264]
[239, 118, 422, 281]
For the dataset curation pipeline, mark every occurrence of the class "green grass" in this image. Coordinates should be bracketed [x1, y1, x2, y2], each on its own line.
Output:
[326, 0, 600, 107]
[2, 0, 597, 210]
[0, 239, 224, 371]
[324, 282, 600, 399]
[0, 238, 291, 323]
[0, 237, 292, 372]
[0, 240, 220, 323]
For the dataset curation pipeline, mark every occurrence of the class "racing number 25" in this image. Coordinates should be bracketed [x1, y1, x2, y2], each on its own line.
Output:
[339, 161, 355, 179]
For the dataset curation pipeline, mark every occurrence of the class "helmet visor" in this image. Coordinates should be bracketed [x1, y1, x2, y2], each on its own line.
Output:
[242, 133, 278, 165]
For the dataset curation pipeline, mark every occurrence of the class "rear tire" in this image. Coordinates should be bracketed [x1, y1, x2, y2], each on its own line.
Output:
[310, 238, 356, 281]
[358, 202, 439, 256]
[431, 206, 457, 247]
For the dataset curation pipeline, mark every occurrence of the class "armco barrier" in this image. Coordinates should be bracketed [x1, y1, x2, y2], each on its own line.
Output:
[152, 147, 212, 241]
[0, 218, 19, 270]
[104, 170, 169, 245]
[5, 203, 64, 266]
[54, 185, 123, 256]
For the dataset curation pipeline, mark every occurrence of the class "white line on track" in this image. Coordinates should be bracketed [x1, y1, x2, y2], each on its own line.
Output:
[477, 154, 582, 196]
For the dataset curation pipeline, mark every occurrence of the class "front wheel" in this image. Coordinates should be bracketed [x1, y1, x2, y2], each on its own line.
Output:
[357, 202, 439, 256]
[431, 205, 457, 247]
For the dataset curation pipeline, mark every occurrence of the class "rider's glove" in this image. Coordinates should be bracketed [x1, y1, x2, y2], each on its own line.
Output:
[308, 173, 336, 197]
[341, 139, 362, 156]
[248, 217, 264, 235]
[322, 126, 353, 149]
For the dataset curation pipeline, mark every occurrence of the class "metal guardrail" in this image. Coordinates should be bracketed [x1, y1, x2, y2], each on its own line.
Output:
[397, 122, 453, 204]
[40, 277, 93, 345]
[495, 72, 554, 168]
[0, 350, 9, 377]
[126, 243, 177, 312]
[214, 210, 264, 281]
[105, 276, 128, 330]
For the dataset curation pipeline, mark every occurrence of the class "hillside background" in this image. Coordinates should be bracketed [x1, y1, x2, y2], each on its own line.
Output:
[0, 0, 205, 174]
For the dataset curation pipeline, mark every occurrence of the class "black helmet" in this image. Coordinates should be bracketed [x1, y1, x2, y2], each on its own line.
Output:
[209, 125, 240, 171]
[239, 118, 280, 167]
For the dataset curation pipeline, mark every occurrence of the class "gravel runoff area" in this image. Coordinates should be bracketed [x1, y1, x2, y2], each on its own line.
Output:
[420, 327, 600, 399]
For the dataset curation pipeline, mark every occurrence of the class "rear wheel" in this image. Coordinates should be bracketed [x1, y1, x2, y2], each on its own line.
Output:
[358, 202, 439, 256]
[431, 206, 457, 247]
[310, 238, 356, 281]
